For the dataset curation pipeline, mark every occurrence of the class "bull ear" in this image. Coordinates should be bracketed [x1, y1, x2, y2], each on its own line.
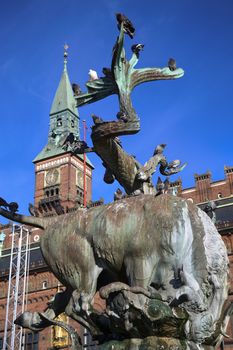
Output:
[0, 207, 46, 230]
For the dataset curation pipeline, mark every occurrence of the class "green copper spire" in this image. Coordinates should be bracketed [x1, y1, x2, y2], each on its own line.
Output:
[49, 44, 80, 140]
[33, 45, 81, 163]
[49, 45, 77, 116]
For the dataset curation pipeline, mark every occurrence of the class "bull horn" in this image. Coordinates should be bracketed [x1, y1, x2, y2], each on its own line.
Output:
[0, 207, 46, 230]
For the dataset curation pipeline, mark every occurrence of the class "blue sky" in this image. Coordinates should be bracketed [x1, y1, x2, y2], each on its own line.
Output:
[0, 0, 233, 218]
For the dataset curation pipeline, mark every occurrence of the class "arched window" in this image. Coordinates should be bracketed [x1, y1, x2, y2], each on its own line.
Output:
[42, 281, 48, 289]
[57, 117, 62, 127]
[187, 198, 194, 203]
[71, 120, 75, 128]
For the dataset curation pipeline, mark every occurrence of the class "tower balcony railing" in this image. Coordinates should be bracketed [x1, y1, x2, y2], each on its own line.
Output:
[39, 195, 60, 206]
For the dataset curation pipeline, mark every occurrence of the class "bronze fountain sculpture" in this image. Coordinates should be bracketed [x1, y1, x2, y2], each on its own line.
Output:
[0, 14, 231, 350]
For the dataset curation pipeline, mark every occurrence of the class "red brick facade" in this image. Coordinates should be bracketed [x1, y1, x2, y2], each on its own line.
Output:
[177, 166, 233, 204]
[34, 153, 93, 216]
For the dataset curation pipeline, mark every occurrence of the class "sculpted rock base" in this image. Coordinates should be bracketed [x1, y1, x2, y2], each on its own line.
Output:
[98, 336, 215, 350]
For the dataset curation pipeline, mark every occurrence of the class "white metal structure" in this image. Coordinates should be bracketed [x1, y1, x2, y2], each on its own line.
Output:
[3, 225, 30, 350]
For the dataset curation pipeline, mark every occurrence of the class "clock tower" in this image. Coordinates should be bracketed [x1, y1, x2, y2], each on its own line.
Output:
[33, 47, 93, 216]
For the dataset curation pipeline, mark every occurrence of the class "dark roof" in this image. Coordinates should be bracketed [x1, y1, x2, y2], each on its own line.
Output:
[0, 246, 48, 279]
[199, 196, 233, 228]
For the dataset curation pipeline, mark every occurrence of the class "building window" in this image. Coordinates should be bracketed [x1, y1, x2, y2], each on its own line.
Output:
[44, 187, 59, 199]
[24, 332, 39, 350]
[57, 117, 62, 127]
[0, 337, 3, 349]
[42, 281, 48, 289]
[71, 119, 75, 128]
[218, 192, 222, 199]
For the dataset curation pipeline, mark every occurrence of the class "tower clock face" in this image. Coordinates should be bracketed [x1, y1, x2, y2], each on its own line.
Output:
[45, 169, 59, 186]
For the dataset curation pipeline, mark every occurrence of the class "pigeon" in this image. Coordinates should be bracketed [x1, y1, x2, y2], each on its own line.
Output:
[168, 58, 176, 71]
[116, 111, 128, 123]
[88, 69, 98, 81]
[203, 201, 217, 223]
[114, 188, 124, 201]
[0, 197, 18, 213]
[72, 83, 82, 95]
[153, 144, 166, 156]
[8, 202, 19, 213]
[131, 44, 144, 58]
[116, 13, 135, 39]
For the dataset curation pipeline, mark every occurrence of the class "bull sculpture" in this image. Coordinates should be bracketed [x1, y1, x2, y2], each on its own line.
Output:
[0, 194, 230, 350]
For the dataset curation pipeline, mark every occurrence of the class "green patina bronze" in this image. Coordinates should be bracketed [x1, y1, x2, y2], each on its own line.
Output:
[76, 22, 184, 123]
[66, 22, 186, 196]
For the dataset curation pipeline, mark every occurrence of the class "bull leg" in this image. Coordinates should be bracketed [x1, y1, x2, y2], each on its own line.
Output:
[78, 264, 103, 311]
[125, 256, 157, 289]
[65, 290, 101, 336]
[15, 287, 73, 331]
[175, 267, 206, 311]
[64, 264, 103, 335]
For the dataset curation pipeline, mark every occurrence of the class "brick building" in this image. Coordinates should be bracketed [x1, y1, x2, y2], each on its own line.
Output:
[0, 54, 97, 349]
[0, 54, 233, 348]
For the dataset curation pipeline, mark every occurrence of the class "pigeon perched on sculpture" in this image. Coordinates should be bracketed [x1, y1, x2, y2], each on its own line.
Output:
[72, 83, 82, 95]
[88, 69, 98, 81]
[0, 197, 18, 213]
[131, 43, 144, 58]
[116, 13, 135, 38]
[168, 57, 177, 71]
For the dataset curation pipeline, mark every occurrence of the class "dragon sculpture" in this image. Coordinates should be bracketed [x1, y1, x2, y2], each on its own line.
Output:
[61, 16, 186, 196]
